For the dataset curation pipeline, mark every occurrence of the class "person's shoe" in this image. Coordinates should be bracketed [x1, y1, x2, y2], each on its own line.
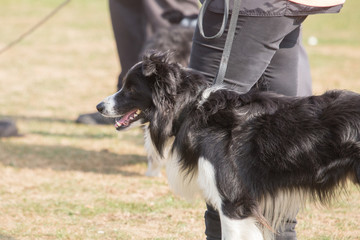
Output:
[0, 119, 20, 137]
[76, 112, 114, 125]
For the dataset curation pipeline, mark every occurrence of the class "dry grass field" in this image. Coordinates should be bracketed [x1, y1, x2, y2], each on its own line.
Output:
[0, 0, 359, 239]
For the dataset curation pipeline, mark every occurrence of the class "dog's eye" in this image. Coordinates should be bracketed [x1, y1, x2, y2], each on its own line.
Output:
[124, 84, 135, 94]
[129, 86, 136, 93]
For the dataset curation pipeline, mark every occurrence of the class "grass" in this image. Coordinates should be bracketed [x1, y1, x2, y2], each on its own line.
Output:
[0, 0, 359, 239]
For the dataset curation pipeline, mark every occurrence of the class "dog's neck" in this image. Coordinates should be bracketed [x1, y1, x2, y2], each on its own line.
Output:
[170, 73, 208, 136]
[171, 103, 195, 136]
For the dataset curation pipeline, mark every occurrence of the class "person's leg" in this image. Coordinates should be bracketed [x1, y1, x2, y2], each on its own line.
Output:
[204, 204, 222, 240]
[109, 0, 146, 90]
[275, 220, 298, 240]
[264, 26, 312, 97]
[189, 12, 306, 96]
[297, 29, 312, 96]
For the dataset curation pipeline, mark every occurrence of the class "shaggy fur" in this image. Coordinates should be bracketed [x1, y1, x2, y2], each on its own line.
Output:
[139, 10, 196, 176]
[97, 52, 360, 240]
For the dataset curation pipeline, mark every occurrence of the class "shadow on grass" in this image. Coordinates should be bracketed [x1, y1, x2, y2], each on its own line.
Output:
[1, 115, 145, 144]
[0, 234, 16, 240]
[1, 115, 72, 124]
[30, 130, 117, 140]
[0, 142, 146, 176]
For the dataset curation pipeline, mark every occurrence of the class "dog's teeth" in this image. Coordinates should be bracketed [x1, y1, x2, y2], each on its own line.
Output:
[130, 117, 134, 120]
[136, 110, 141, 114]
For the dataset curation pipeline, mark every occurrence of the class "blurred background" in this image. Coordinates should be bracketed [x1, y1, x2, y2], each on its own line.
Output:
[0, 0, 359, 239]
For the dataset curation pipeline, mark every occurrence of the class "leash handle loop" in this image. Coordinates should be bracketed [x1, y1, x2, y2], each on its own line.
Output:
[198, 0, 229, 39]
[213, 0, 241, 85]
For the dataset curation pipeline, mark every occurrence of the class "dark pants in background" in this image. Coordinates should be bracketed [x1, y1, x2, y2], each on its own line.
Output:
[109, 0, 198, 90]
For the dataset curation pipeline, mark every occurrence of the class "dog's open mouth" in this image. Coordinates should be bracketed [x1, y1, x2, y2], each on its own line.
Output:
[114, 109, 142, 130]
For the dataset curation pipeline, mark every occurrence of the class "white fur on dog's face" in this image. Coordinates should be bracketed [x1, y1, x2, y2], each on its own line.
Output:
[99, 90, 122, 117]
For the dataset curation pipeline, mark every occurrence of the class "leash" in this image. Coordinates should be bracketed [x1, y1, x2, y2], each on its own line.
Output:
[198, 0, 242, 86]
[0, 0, 71, 56]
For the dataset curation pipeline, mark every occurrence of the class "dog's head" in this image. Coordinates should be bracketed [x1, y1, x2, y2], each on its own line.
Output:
[97, 51, 179, 132]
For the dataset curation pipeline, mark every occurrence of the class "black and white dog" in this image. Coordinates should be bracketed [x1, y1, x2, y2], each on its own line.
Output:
[97, 52, 360, 240]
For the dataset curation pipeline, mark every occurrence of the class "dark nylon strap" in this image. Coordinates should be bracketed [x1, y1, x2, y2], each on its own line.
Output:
[198, 0, 242, 86]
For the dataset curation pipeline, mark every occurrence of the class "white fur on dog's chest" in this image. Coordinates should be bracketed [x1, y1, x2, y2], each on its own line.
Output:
[143, 131, 201, 198]
[165, 147, 201, 200]
[158, 137, 221, 205]
[165, 148, 223, 209]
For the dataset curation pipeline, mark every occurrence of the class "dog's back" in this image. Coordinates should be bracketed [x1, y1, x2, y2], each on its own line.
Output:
[199, 89, 360, 192]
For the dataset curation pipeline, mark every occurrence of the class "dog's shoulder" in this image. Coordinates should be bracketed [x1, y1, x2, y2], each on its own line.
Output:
[196, 88, 284, 123]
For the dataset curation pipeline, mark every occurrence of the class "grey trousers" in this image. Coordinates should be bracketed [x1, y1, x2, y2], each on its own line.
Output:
[189, 11, 312, 240]
[109, 0, 199, 90]
[189, 11, 312, 97]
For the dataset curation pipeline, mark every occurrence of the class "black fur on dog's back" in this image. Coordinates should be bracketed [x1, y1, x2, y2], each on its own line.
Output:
[201, 90, 360, 199]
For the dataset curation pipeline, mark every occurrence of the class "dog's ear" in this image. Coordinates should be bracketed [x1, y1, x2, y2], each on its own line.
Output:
[142, 51, 177, 107]
[142, 51, 174, 77]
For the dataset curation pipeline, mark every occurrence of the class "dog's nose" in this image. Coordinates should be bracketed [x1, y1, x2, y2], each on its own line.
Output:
[96, 102, 105, 113]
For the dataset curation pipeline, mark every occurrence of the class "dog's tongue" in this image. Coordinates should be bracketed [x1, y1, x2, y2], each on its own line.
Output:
[116, 109, 137, 126]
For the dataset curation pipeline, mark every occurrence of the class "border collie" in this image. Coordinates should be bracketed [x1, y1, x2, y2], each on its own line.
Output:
[96, 52, 360, 240]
